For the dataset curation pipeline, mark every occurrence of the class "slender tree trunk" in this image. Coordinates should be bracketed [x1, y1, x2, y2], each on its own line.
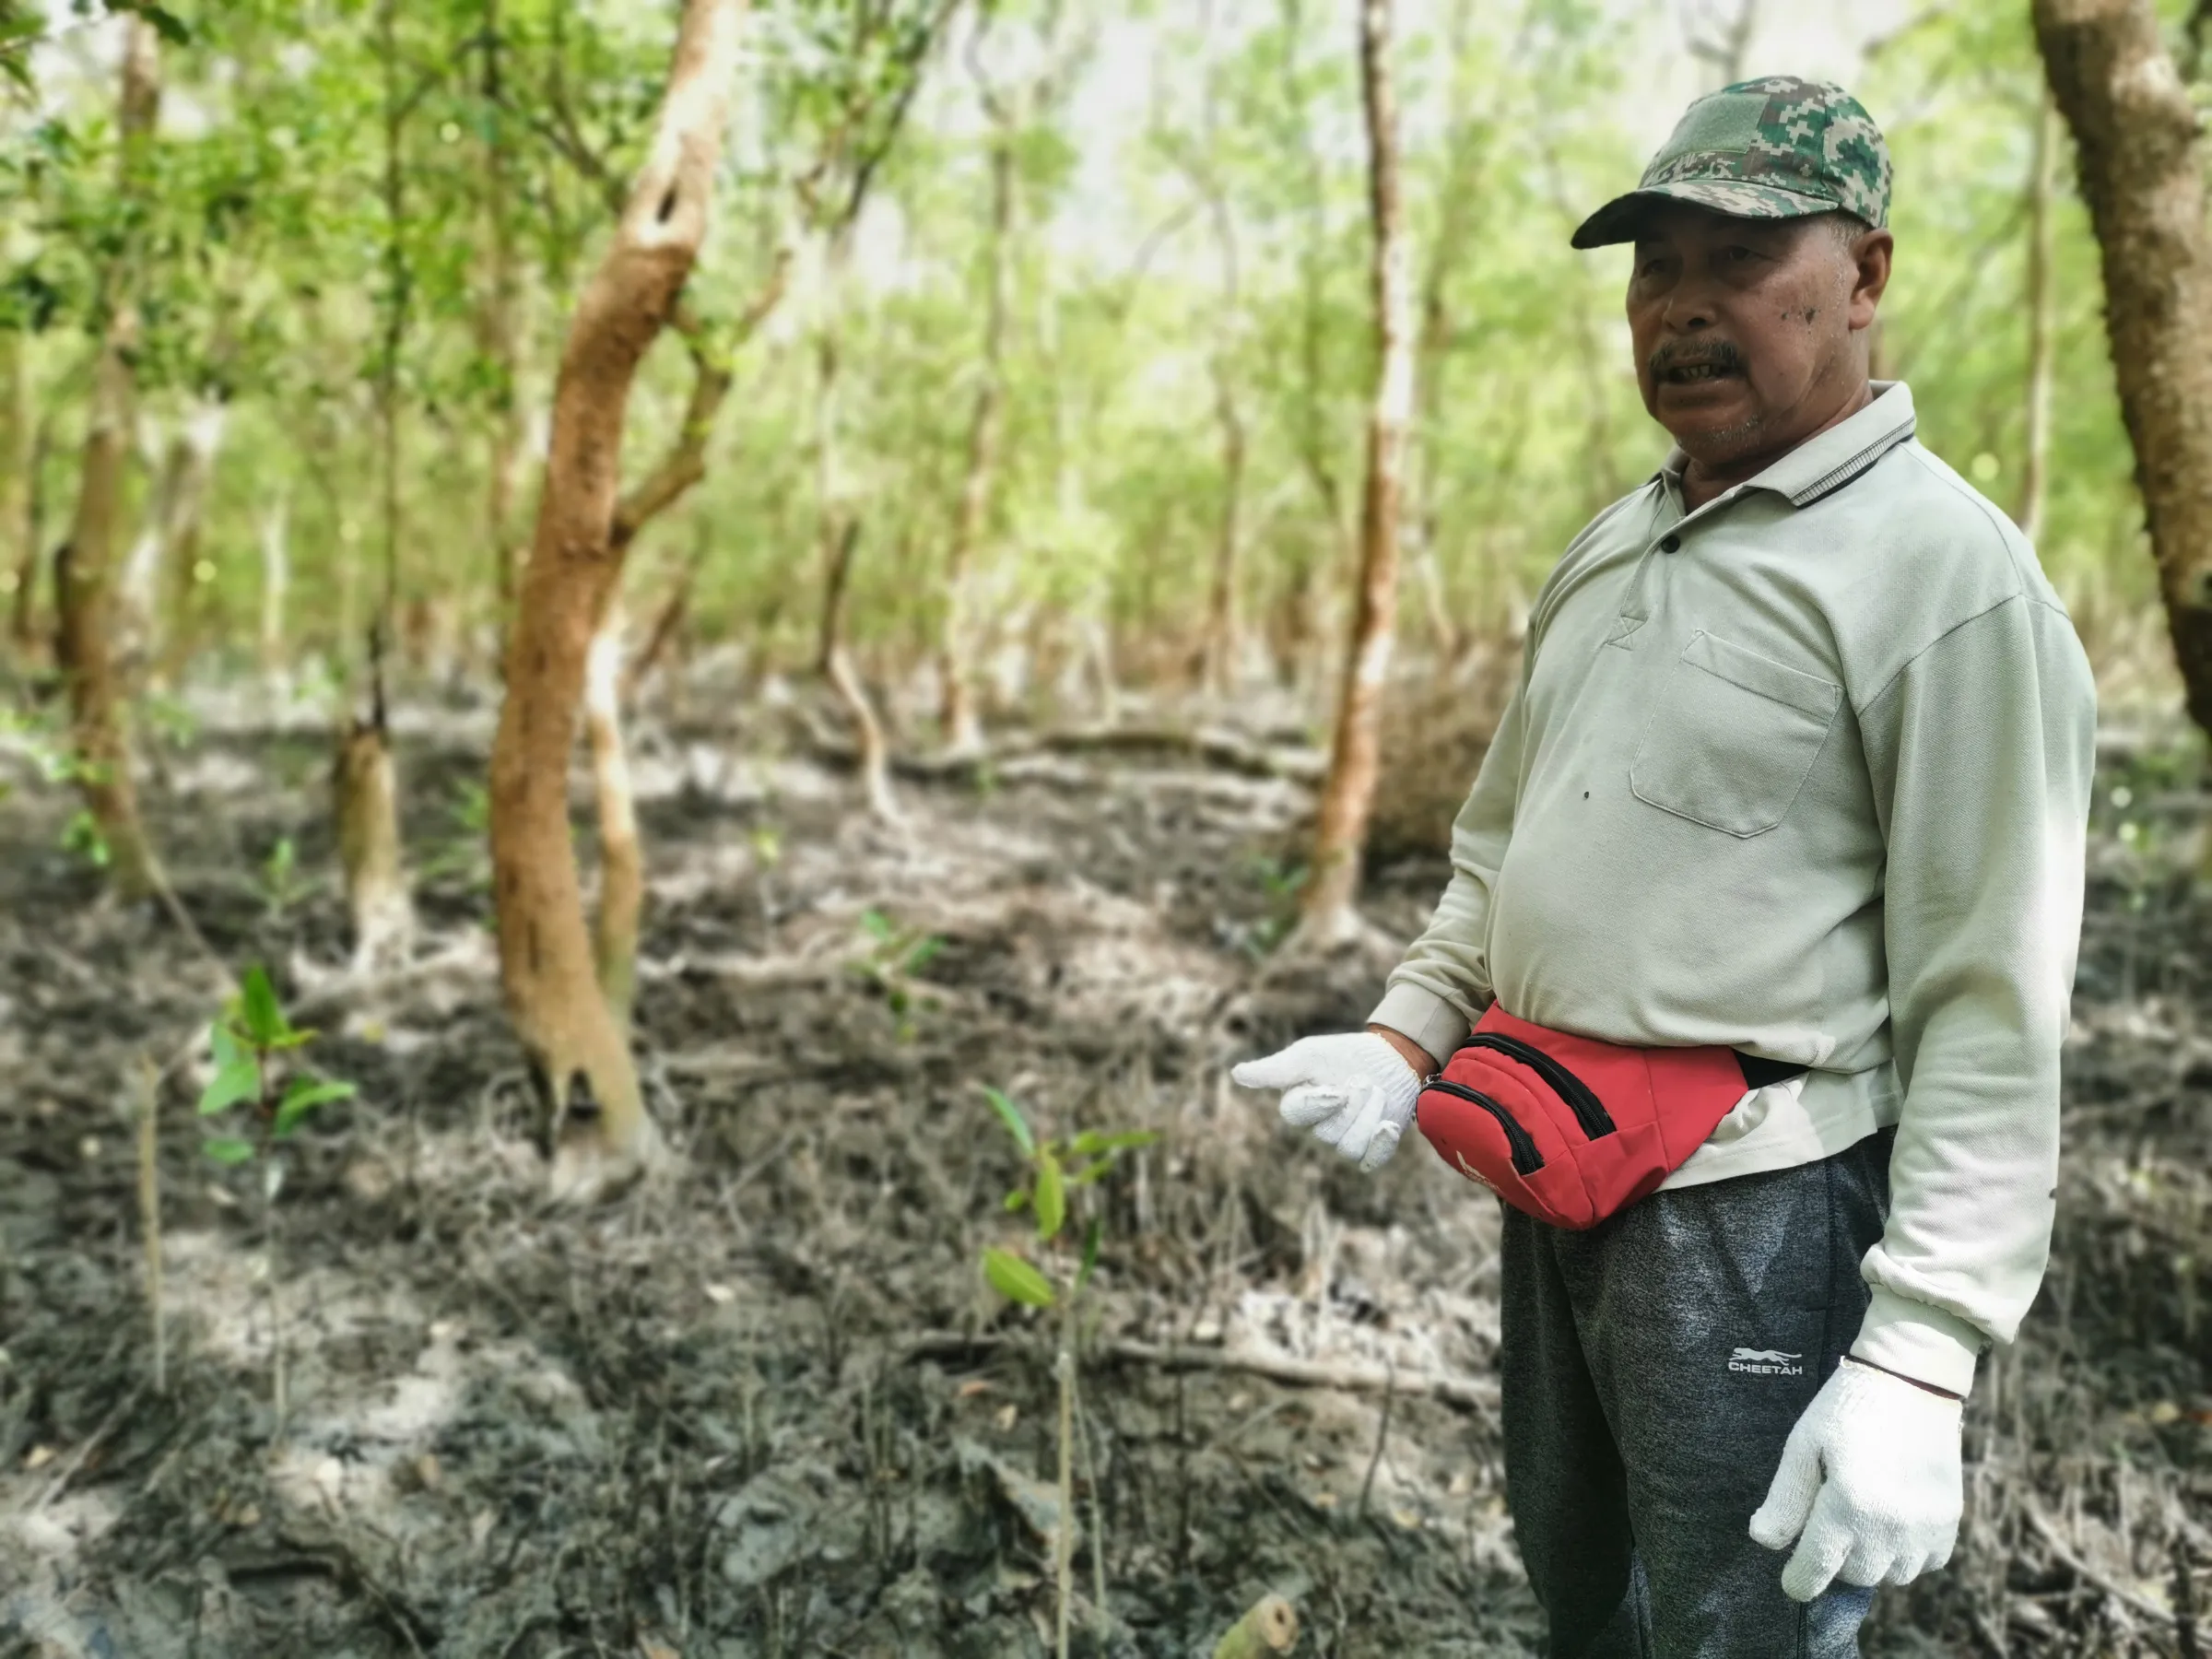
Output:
[260, 488, 289, 688]
[0, 332, 26, 659]
[1198, 196, 1246, 697]
[9, 406, 47, 654]
[488, 0, 745, 1195]
[334, 701, 412, 970]
[2018, 93, 2060, 546]
[482, 0, 527, 643]
[1300, 0, 1412, 943]
[583, 599, 642, 1030]
[939, 130, 1013, 757]
[816, 333, 899, 821]
[2034, 0, 2212, 735]
[117, 419, 179, 675]
[54, 19, 162, 900]
[154, 398, 229, 685]
[1408, 6, 1482, 662]
[335, 0, 418, 972]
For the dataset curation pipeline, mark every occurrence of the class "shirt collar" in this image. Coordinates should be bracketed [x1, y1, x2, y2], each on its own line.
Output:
[1652, 381, 1918, 511]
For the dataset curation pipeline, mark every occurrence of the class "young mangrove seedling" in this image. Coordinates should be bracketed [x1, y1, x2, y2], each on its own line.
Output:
[978, 1084, 1158, 1659]
[196, 964, 356, 1430]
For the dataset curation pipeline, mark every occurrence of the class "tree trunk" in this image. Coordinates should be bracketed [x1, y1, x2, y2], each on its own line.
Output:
[0, 332, 26, 658]
[939, 129, 1013, 757]
[1300, 0, 1412, 944]
[816, 333, 899, 822]
[2034, 0, 2212, 735]
[260, 488, 290, 688]
[54, 18, 163, 901]
[2017, 92, 2060, 547]
[1198, 224, 1246, 697]
[583, 600, 642, 1030]
[117, 419, 180, 676]
[154, 398, 229, 685]
[481, 0, 527, 645]
[334, 711, 414, 970]
[1407, 2, 1483, 662]
[9, 406, 47, 654]
[488, 0, 745, 1196]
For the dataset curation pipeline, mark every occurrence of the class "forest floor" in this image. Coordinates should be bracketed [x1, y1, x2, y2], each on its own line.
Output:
[2, 679, 2211, 1658]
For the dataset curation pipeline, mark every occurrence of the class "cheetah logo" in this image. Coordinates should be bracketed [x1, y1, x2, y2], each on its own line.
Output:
[1728, 1347, 1806, 1378]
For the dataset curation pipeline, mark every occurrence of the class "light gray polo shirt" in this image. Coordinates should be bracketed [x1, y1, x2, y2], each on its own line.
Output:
[1374, 382, 2097, 1393]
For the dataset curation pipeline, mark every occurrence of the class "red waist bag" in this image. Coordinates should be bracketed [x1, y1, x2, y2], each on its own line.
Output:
[1415, 1004, 1804, 1230]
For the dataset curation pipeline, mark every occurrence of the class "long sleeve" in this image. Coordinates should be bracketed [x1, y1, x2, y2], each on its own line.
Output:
[1849, 594, 2096, 1395]
[1368, 681, 1529, 1061]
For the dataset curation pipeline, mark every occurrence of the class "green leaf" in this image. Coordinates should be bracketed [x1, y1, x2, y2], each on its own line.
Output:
[196, 1060, 260, 1117]
[203, 1136, 256, 1165]
[982, 1087, 1034, 1158]
[237, 965, 288, 1047]
[1077, 1217, 1103, 1289]
[1070, 1129, 1159, 1157]
[902, 935, 946, 974]
[274, 1077, 355, 1137]
[142, 6, 192, 45]
[1033, 1149, 1065, 1242]
[860, 908, 895, 943]
[209, 1021, 245, 1073]
[982, 1247, 1054, 1308]
[1068, 1158, 1113, 1187]
[1003, 1188, 1030, 1212]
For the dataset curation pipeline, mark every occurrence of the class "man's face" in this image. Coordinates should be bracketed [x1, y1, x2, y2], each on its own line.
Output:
[1625, 204, 1891, 471]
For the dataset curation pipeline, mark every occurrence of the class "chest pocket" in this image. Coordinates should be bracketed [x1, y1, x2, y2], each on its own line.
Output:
[1630, 631, 1841, 838]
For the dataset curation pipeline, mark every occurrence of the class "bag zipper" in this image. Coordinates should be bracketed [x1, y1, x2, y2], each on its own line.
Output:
[1465, 1033, 1617, 1140]
[1424, 1079, 1546, 1175]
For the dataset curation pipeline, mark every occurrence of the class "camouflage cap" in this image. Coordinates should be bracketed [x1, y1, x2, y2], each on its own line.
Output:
[1571, 76, 1891, 250]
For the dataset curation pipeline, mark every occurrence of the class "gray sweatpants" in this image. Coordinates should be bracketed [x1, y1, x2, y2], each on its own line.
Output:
[1499, 1132, 1894, 1658]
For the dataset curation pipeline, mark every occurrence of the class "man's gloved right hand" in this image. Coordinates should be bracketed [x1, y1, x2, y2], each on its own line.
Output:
[1231, 1033, 1425, 1171]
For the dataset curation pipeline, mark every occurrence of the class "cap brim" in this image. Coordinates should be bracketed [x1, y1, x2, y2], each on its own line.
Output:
[1570, 180, 1841, 250]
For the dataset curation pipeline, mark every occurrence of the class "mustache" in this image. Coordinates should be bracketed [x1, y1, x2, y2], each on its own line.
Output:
[1648, 339, 1747, 377]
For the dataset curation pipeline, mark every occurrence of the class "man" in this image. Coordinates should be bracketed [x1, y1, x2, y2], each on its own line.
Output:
[1234, 78, 2095, 1655]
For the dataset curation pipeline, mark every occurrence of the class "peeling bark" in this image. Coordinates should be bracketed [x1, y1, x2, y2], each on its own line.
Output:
[583, 602, 642, 1030]
[54, 19, 163, 901]
[2035, 0, 2212, 735]
[1300, 0, 1412, 943]
[488, 0, 746, 1195]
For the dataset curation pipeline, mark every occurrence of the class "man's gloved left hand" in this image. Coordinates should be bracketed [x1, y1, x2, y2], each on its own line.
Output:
[1231, 1033, 1424, 1172]
[1749, 1358, 1964, 1601]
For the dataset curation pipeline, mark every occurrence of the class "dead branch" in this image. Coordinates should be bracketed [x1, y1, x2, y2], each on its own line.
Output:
[902, 1331, 1499, 1414]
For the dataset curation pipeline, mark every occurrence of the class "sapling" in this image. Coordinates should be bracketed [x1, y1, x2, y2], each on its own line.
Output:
[195, 964, 356, 1429]
[978, 1085, 1157, 1659]
[850, 908, 946, 1041]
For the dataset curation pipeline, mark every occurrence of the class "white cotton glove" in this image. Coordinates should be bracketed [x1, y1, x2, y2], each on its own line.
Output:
[1749, 1358, 1964, 1601]
[1231, 1033, 1424, 1172]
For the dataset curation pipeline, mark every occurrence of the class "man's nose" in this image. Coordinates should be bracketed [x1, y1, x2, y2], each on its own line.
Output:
[1661, 285, 1718, 332]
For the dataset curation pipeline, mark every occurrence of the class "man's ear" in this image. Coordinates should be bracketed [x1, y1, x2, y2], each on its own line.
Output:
[1849, 229, 1894, 330]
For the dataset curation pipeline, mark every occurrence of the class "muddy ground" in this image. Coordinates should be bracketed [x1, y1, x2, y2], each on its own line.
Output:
[2, 682, 2210, 1657]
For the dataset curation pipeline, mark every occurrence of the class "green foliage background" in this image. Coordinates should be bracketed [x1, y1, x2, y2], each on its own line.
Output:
[0, 0, 2175, 707]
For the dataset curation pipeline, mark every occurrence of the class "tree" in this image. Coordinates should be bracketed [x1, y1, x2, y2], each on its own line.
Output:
[0, 330, 27, 656]
[53, 17, 164, 900]
[488, 0, 746, 1194]
[936, 54, 1018, 758]
[2034, 0, 2212, 735]
[1298, 0, 1413, 944]
[2017, 92, 2060, 547]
